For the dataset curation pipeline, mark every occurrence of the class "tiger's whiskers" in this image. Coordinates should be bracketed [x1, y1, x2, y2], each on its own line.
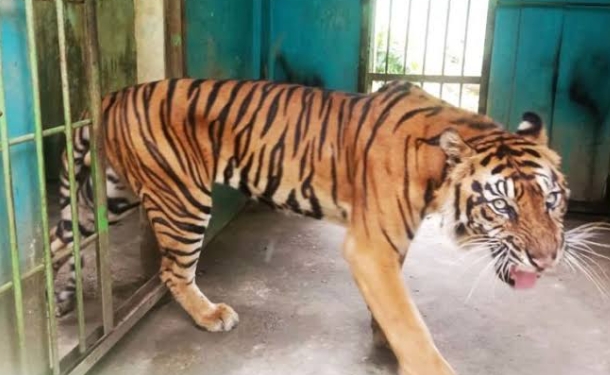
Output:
[564, 222, 610, 299]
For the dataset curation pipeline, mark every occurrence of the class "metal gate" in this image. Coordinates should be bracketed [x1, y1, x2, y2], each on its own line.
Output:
[0, 1, 166, 374]
[362, 0, 497, 114]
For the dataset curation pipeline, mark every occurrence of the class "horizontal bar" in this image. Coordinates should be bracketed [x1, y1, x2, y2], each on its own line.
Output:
[498, 1, 610, 8]
[63, 277, 167, 375]
[0, 119, 91, 152]
[368, 73, 482, 84]
[35, 0, 84, 3]
[0, 264, 45, 296]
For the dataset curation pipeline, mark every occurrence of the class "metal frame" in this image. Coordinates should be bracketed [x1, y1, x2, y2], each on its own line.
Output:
[362, 0, 499, 114]
[0, 1, 170, 374]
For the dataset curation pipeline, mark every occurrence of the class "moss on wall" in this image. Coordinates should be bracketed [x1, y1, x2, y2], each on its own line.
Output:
[34, 1, 137, 181]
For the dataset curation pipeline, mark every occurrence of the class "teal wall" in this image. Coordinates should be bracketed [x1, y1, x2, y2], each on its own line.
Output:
[184, 0, 363, 237]
[0, 2, 49, 373]
[0, 0, 41, 286]
[185, 0, 362, 91]
[487, 1, 610, 204]
[266, 0, 361, 91]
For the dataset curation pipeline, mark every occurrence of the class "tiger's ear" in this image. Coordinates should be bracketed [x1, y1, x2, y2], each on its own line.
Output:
[516, 112, 548, 145]
[439, 128, 474, 162]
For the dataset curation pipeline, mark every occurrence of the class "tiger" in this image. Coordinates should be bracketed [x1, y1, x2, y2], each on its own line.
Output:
[51, 78, 571, 375]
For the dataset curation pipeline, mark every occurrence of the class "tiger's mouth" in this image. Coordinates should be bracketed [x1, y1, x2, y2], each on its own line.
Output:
[506, 265, 540, 289]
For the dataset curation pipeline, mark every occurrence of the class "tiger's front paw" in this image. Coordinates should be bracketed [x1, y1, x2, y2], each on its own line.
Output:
[195, 303, 239, 332]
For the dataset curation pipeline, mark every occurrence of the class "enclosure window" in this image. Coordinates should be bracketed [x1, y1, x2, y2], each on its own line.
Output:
[365, 0, 492, 113]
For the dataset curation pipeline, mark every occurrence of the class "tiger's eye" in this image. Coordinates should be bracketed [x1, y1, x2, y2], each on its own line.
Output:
[492, 199, 507, 210]
[546, 192, 560, 208]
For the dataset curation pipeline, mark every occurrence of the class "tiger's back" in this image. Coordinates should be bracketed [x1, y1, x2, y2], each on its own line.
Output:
[103, 79, 360, 224]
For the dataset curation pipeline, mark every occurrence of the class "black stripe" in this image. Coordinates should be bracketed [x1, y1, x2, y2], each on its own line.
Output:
[330, 152, 338, 205]
[392, 106, 442, 133]
[261, 88, 284, 137]
[254, 144, 266, 187]
[397, 198, 414, 240]
[381, 229, 400, 253]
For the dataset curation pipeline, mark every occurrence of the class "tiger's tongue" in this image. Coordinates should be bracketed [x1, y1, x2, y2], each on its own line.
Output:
[510, 267, 538, 290]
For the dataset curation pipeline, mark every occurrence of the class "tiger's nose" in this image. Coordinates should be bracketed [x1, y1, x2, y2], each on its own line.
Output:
[528, 252, 556, 271]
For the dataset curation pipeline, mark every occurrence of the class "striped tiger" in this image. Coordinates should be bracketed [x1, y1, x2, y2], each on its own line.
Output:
[53, 78, 574, 375]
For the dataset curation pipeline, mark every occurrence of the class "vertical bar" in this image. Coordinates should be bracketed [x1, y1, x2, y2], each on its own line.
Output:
[83, 0, 114, 334]
[458, 0, 472, 107]
[402, 0, 412, 74]
[252, 0, 262, 78]
[165, 0, 185, 79]
[23, 0, 60, 372]
[358, 0, 373, 92]
[0, 32, 27, 375]
[479, 0, 498, 114]
[421, 0, 433, 75]
[383, 0, 393, 74]
[440, 0, 452, 98]
[54, 0, 86, 352]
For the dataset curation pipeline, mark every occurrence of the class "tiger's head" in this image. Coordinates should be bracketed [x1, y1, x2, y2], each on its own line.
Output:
[439, 112, 570, 289]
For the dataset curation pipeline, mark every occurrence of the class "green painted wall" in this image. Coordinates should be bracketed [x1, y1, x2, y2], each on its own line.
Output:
[487, 1, 610, 206]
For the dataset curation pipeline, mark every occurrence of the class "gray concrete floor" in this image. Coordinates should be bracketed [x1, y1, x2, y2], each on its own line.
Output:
[77, 204, 609, 375]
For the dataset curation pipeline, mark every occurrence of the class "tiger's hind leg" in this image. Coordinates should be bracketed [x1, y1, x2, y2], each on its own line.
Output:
[142, 191, 239, 332]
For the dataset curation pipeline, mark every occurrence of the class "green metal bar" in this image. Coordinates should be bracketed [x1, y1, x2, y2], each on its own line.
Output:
[458, 0, 472, 107]
[0, 31, 27, 375]
[0, 120, 91, 152]
[358, 0, 373, 92]
[368, 72, 481, 84]
[83, 0, 114, 334]
[54, 0, 86, 353]
[479, 0, 498, 114]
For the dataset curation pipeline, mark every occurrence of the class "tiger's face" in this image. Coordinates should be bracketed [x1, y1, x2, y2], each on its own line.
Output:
[439, 112, 570, 289]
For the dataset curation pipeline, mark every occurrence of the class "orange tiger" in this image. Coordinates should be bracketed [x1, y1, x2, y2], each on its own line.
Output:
[57, 79, 572, 375]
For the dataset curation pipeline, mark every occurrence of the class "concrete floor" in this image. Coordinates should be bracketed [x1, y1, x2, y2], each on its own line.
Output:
[82, 204, 610, 375]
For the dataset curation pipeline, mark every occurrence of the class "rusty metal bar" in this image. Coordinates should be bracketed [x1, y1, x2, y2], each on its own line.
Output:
[83, 0, 114, 334]
[164, 0, 185, 78]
